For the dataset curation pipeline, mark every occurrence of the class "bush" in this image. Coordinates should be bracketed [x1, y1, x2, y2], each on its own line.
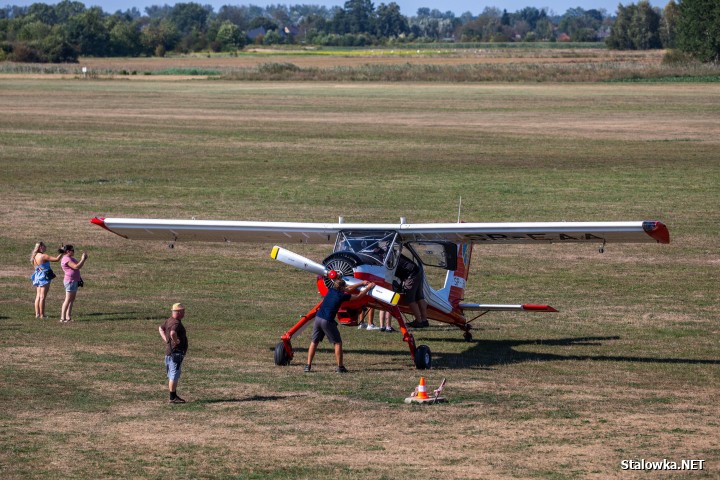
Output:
[9, 43, 45, 62]
[257, 62, 300, 74]
[44, 38, 79, 63]
[662, 49, 695, 65]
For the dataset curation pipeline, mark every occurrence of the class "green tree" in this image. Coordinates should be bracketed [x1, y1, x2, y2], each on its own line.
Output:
[217, 5, 251, 31]
[660, 0, 679, 48]
[215, 20, 245, 51]
[344, 0, 375, 34]
[375, 2, 408, 38]
[169, 2, 210, 36]
[108, 18, 142, 56]
[249, 16, 279, 31]
[27, 3, 58, 24]
[607, 4, 635, 49]
[676, 0, 720, 62]
[630, 1, 661, 49]
[606, 1, 661, 50]
[63, 7, 109, 56]
[558, 7, 602, 41]
[43, 31, 78, 62]
[54, 1, 86, 24]
[16, 20, 52, 42]
[263, 29, 282, 45]
[140, 18, 180, 55]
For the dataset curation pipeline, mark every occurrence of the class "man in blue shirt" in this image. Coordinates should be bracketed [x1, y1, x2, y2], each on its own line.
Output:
[305, 278, 375, 373]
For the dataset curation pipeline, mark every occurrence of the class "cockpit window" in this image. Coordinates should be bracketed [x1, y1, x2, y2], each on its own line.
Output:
[335, 231, 399, 267]
[406, 241, 457, 270]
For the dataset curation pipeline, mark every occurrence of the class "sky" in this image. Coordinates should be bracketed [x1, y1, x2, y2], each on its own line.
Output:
[8, 0, 670, 17]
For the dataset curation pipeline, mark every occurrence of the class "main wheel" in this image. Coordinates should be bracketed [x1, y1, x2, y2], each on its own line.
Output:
[274, 341, 292, 366]
[414, 345, 432, 370]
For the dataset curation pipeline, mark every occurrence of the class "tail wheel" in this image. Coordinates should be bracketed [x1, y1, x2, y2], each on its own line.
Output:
[321, 252, 362, 289]
[414, 345, 432, 370]
[274, 342, 292, 366]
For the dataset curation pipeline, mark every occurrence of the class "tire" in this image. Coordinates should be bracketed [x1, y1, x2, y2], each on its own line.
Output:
[274, 341, 291, 366]
[414, 344, 432, 370]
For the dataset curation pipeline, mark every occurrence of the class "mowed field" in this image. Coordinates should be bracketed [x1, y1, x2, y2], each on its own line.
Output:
[0, 72, 719, 479]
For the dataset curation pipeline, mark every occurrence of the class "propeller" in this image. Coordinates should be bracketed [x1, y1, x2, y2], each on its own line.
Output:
[270, 246, 400, 306]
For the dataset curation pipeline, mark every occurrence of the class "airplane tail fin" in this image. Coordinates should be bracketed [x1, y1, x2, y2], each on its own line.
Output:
[447, 241, 473, 306]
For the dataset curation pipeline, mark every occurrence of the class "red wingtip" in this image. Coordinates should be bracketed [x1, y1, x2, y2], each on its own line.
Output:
[90, 217, 128, 238]
[522, 304, 558, 312]
[643, 221, 670, 244]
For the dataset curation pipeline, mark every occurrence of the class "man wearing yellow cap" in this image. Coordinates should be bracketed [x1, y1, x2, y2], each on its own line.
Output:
[158, 303, 188, 403]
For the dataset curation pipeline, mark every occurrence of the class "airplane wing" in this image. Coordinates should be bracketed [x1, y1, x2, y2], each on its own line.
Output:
[92, 217, 669, 245]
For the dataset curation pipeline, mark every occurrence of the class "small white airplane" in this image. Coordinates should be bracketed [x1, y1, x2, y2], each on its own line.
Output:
[91, 216, 669, 369]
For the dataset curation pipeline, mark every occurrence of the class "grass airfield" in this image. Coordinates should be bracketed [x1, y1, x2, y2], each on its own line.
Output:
[0, 72, 719, 478]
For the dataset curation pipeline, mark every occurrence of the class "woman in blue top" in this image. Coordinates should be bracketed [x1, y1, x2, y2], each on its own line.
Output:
[305, 278, 374, 373]
[30, 241, 63, 319]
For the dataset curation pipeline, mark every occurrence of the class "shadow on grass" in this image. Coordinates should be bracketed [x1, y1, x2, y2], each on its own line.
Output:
[268, 335, 719, 370]
[433, 336, 720, 369]
[308, 335, 719, 369]
[85, 311, 163, 321]
[200, 394, 306, 404]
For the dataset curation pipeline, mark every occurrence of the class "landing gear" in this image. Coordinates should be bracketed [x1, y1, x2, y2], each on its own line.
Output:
[414, 344, 432, 370]
[463, 330, 473, 341]
[274, 341, 292, 366]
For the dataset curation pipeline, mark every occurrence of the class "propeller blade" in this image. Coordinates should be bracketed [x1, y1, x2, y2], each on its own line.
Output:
[271, 246, 401, 306]
[270, 246, 329, 277]
[342, 278, 401, 306]
[368, 285, 401, 306]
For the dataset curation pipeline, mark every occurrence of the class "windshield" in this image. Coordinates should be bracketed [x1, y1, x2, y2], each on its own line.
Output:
[334, 231, 399, 267]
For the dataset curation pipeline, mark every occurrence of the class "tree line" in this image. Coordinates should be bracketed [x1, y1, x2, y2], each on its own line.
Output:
[0, 0, 717, 63]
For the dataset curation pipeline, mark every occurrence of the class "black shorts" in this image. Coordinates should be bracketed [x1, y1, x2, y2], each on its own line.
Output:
[311, 316, 342, 345]
[402, 274, 425, 304]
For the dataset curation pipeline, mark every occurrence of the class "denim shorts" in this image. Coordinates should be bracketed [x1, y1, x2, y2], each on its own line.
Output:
[165, 355, 182, 381]
[64, 280, 79, 292]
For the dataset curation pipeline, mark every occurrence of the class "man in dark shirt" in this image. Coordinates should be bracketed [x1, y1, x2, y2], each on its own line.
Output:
[305, 278, 374, 373]
[396, 255, 429, 328]
[159, 303, 188, 403]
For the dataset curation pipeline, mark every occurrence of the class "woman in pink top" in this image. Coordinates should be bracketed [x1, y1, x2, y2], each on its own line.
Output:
[59, 244, 88, 323]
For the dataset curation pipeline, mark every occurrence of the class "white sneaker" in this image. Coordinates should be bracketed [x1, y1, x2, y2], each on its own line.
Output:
[366, 324, 380, 331]
[357, 322, 367, 329]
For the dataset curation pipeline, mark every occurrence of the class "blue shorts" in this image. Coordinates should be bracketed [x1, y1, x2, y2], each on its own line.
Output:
[165, 355, 182, 381]
[64, 281, 79, 292]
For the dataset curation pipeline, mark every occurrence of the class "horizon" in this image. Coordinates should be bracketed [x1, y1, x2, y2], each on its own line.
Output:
[8, 0, 671, 17]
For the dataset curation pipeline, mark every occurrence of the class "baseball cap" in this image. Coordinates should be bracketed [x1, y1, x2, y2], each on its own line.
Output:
[171, 303, 185, 311]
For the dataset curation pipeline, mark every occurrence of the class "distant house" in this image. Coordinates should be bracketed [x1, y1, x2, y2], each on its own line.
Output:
[248, 25, 299, 42]
[283, 25, 299, 38]
[557, 33, 571, 42]
[247, 27, 266, 41]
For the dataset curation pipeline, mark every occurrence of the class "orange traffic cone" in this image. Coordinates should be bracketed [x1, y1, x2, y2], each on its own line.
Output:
[415, 377, 429, 400]
[405, 377, 447, 404]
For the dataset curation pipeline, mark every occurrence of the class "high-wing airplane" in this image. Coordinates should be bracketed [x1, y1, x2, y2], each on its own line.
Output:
[91, 217, 670, 369]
